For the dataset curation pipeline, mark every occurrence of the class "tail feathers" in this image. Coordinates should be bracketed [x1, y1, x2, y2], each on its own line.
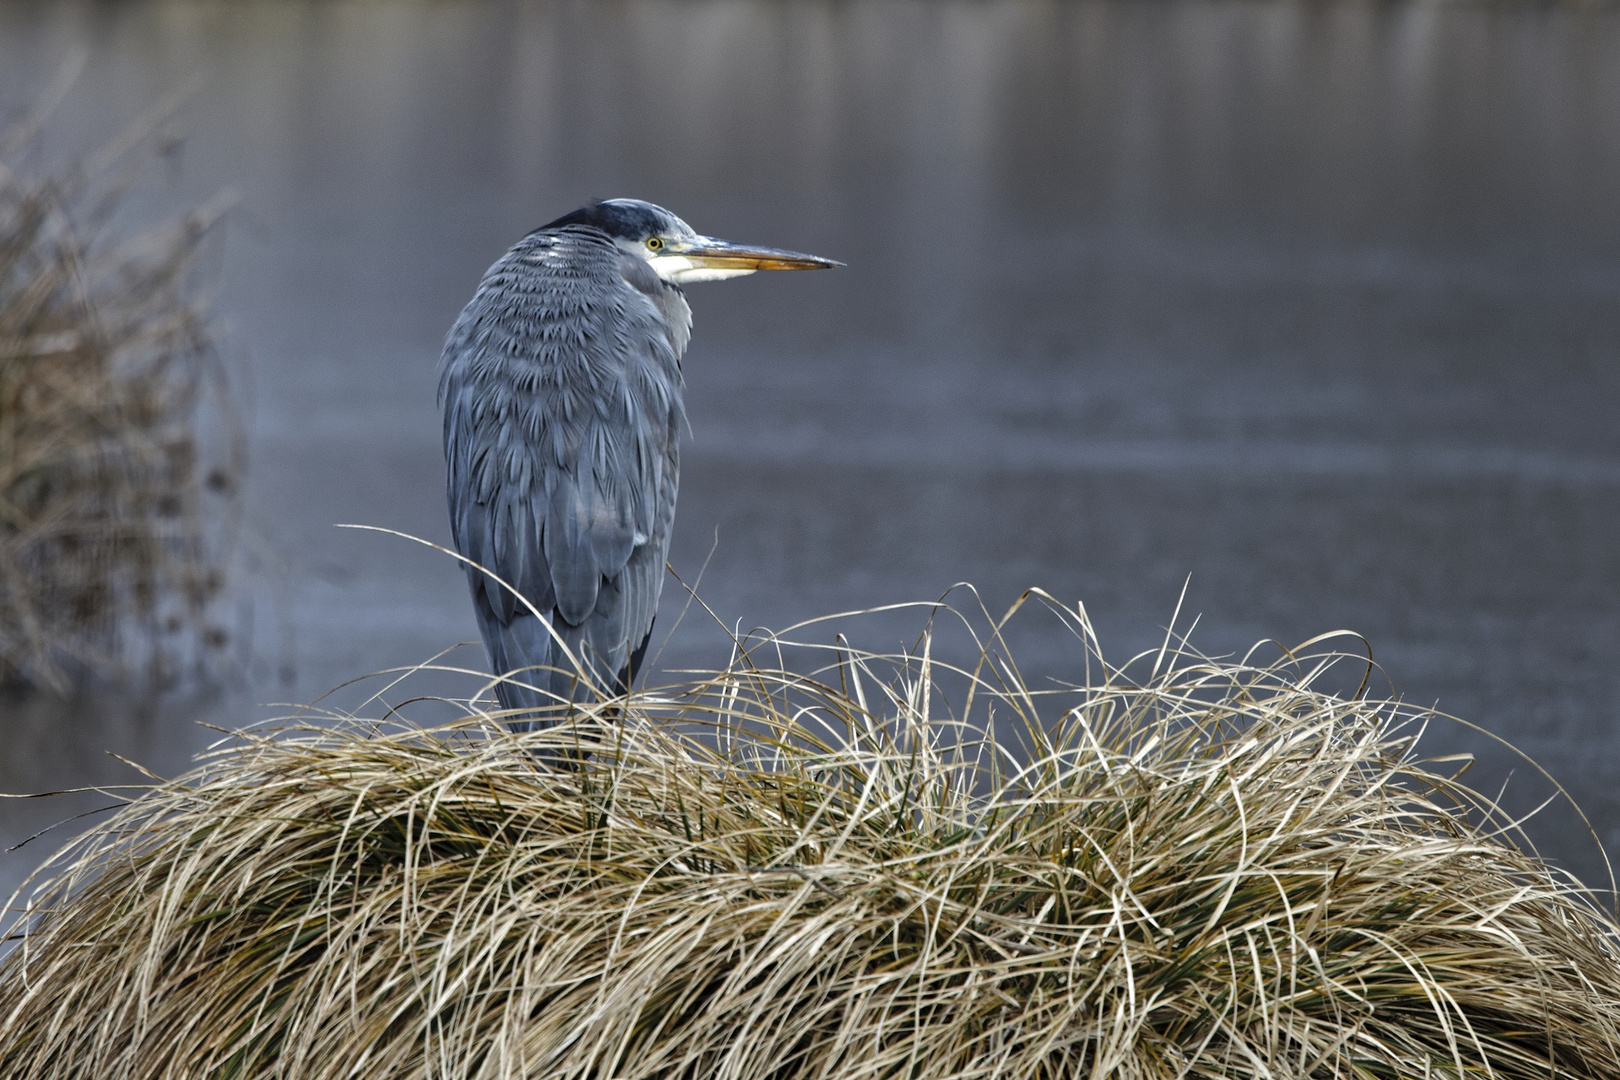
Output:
[474, 593, 632, 732]
[482, 611, 561, 732]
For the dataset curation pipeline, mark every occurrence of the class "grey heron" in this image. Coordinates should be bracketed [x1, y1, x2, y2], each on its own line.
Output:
[439, 199, 840, 726]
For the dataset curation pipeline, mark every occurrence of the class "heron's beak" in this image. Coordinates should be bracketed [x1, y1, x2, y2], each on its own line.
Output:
[676, 237, 844, 272]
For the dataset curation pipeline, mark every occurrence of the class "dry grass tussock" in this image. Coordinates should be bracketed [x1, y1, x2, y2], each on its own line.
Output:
[3, 593, 1619, 1080]
[0, 77, 238, 689]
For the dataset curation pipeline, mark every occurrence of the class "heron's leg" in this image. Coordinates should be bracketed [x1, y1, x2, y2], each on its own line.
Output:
[605, 621, 654, 722]
[627, 624, 654, 687]
[609, 665, 634, 723]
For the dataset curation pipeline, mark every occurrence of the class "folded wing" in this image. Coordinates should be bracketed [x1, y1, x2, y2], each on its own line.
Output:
[439, 226, 687, 713]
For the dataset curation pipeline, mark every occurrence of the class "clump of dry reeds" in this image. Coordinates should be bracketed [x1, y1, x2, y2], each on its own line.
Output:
[2, 595, 1618, 1080]
[0, 99, 237, 688]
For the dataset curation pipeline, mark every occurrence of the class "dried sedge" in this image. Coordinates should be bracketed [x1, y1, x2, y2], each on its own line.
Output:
[2, 595, 1617, 1080]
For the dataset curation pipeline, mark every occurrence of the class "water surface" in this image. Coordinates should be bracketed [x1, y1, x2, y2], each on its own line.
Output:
[2, 0, 1619, 895]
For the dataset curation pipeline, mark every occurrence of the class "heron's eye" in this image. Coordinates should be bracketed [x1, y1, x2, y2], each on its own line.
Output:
[646, 237, 664, 251]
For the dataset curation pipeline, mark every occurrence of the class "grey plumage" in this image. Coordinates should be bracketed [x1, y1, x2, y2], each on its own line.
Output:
[439, 199, 839, 726]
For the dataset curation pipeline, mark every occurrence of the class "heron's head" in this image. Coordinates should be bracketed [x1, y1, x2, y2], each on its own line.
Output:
[544, 198, 842, 285]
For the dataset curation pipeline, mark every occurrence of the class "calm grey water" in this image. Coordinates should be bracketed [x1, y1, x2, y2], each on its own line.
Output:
[2, 0, 1619, 898]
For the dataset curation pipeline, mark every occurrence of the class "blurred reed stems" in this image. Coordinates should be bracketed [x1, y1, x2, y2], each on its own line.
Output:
[0, 62, 240, 690]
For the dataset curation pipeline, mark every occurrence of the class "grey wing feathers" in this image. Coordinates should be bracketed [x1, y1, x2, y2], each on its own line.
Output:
[440, 227, 686, 714]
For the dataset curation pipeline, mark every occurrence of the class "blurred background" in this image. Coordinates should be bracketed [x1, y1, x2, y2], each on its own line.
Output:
[1, 0, 1617, 898]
